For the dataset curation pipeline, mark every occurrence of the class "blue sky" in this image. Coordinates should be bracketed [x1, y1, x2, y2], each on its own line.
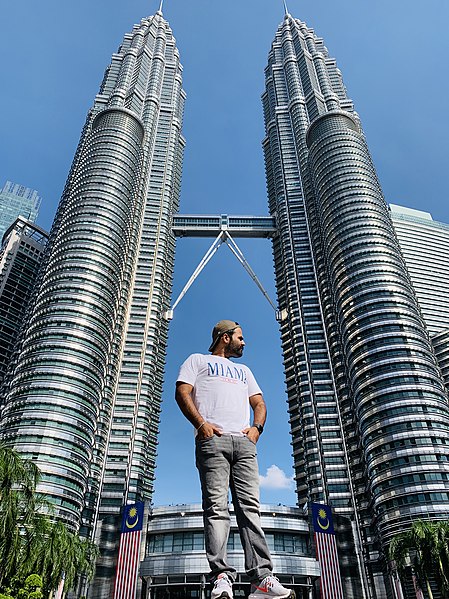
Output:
[1, 0, 449, 508]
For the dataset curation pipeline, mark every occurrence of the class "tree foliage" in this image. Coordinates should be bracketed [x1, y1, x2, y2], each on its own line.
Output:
[389, 519, 449, 599]
[16, 575, 43, 599]
[0, 442, 42, 587]
[0, 444, 99, 597]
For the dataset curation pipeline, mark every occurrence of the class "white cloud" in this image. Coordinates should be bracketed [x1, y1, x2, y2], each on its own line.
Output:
[259, 465, 294, 490]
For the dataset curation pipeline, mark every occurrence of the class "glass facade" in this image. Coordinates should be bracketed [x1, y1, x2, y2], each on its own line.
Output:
[147, 530, 308, 555]
[141, 503, 319, 599]
[0, 217, 48, 401]
[0, 181, 41, 239]
[432, 330, 449, 395]
[0, 9, 185, 599]
[263, 12, 449, 599]
[390, 204, 449, 336]
[391, 205, 449, 438]
[172, 214, 277, 238]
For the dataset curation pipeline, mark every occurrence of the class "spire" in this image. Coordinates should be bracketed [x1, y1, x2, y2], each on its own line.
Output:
[157, 0, 163, 14]
[283, 0, 290, 16]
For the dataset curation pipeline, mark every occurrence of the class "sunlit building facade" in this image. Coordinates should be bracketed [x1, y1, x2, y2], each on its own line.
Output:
[263, 11, 449, 598]
[390, 204, 449, 336]
[0, 8, 185, 598]
[0, 217, 48, 401]
[391, 204, 449, 409]
[431, 330, 449, 397]
[0, 181, 42, 239]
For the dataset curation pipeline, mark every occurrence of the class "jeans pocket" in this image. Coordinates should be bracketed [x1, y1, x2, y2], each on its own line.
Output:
[196, 434, 215, 444]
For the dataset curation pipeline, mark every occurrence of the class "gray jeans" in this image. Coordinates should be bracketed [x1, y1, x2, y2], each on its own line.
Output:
[195, 434, 273, 583]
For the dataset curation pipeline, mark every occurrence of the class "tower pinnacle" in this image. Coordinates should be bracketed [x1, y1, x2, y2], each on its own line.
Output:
[283, 0, 290, 16]
[157, 0, 163, 15]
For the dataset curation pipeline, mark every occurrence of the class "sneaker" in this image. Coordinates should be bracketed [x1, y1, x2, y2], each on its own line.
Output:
[248, 575, 295, 598]
[211, 573, 233, 599]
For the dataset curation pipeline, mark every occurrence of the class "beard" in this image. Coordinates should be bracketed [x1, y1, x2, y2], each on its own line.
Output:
[227, 340, 244, 358]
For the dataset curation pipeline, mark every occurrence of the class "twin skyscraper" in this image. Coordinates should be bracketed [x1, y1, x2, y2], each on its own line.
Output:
[1, 6, 449, 599]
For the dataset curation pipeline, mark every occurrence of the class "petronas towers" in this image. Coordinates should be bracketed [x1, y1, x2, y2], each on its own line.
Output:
[1, 10, 184, 595]
[264, 13, 449, 597]
[1, 5, 449, 599]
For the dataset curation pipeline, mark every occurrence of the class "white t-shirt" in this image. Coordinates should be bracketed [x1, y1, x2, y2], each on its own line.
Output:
[177, 353, 263, 436]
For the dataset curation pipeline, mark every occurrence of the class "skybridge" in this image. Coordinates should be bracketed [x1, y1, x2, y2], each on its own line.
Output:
[165, 214, 286, 321]
[172, 214, 277, 238]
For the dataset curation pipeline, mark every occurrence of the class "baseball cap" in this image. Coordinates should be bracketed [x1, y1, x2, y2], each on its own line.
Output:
[208, 320, 240, 352]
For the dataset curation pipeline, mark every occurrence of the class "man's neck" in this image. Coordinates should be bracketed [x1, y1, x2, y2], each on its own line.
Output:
[212, 350, 232, 359]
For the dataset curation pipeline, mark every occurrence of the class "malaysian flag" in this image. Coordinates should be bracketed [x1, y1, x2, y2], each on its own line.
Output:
[311, 502, 344, 599]
[113, 501, 145, 599]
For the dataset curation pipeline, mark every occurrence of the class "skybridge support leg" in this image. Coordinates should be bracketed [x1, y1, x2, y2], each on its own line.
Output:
[163, 233, 226, 320]
[163, 230, 288, 322]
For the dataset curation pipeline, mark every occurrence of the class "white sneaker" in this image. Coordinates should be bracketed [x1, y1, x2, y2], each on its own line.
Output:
[248, 575, 295, 598]
[211, 573, 233, 599]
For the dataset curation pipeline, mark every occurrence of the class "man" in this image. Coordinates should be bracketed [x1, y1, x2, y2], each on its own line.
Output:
[176, 320, 295, 599]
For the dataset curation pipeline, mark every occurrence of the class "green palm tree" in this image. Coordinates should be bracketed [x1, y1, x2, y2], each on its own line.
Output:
[21, 511, 52, 578]
[24, 518, 99, 596]
[433, 521, 449, 598]
[0, 445, 98, 594]
[389, 519, 449, 599]
[0, 444, 41, 588]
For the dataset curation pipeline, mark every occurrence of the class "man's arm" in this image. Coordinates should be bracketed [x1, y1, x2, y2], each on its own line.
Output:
[175, 381, 222, 439]
[242, 393, 266, 443]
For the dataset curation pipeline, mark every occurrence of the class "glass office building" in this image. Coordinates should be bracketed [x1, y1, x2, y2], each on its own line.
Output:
[0, 217, 48, 401]
[390, 204, 449, 336]
[0, 8, 185, 598]
[262, 11, 449, 598]
[0, 181, 42, 239]
[391, 204, 449, 412]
